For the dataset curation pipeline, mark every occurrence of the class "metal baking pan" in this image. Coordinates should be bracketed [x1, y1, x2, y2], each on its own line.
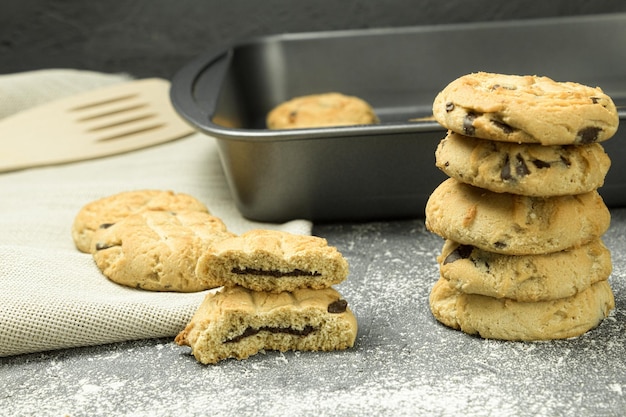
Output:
[171, 13, 626, 223]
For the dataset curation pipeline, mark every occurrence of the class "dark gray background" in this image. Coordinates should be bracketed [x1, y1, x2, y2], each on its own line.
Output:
[2, 0, 626, 79]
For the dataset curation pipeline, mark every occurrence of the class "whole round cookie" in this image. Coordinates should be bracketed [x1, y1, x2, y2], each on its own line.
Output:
[429, 277, 614, 341]
[266, 92, 379, 129]
[91, 210, 235, 292]
[438, 239, 612, 302]
[435, 132, 611, 196]
[432, 72, 619, 145]
[72, 190, 209, 253]
[425, 178, 611, 255]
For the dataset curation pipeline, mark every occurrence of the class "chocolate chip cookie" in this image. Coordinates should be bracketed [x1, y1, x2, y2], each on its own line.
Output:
[266, 92, 379, 129]
[432, 72, 619, 145]
[196, 229, 349, 293]
[438, 239, 612, 302]
[175, 285, 358, 364]
[91, 210, 234, 292]
[72, 189, 209, 253]
[435, 132, 611, 196]
[425, 178, 611, 255]
[429, 276, 614, 341]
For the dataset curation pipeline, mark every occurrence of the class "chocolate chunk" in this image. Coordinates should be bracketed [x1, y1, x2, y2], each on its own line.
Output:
[493, 241, 507, 250]
[590, 96, 610, 108]
[531, 159, 551, 169]
[514, 153, 530, 177]
[491, 120, 514, 134]
[99, 223, 115, 229]
[491, 84, 516, 91]
[328, 299, 348, 314]
[443, 244, 474, 265]
[501, 154, 513, 181]
[501, 153, 530, 180]
[224, 325, 316, 344]
[463, 112, 477, 136]
[445, 102, 455, 112]
[231, 268, 321, 277]
[577, 127, 602, 144]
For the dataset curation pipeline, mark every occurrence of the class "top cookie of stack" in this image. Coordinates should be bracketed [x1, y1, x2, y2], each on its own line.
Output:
[433, 72, 618, 146]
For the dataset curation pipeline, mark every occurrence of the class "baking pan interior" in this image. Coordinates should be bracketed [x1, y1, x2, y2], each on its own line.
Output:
[172, 13, 626, 222]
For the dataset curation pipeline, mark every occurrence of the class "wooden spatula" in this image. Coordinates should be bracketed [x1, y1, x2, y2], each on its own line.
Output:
[0, 78, 196, 172]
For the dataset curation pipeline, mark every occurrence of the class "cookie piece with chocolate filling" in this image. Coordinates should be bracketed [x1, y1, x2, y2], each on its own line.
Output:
[91, 210, 234, 292]
[432, 72, 619, 145]
[72, 189, 209, 253]
[435, 132, 611, 197]
[175, 285, 358, 364]
[196, 229, 349, 293]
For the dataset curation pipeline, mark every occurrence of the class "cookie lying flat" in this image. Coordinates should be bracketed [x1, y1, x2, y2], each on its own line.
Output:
[196, 230, 349, 293]
[425, 178, 611, 255]
[435, 132, 611, 197]
[429, 277, 614, 341]
[439, 239, 612, 302]
[92, 210, 234, 292]
[72, 189, 209, 253]
[266, 92, 379, 129]
[432, 72, 619, 145]
[175, 285, 358, 364]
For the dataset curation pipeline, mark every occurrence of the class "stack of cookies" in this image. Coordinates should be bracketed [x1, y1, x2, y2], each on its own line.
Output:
[72, 190, 357, 364]
[424, 72, 619, 341]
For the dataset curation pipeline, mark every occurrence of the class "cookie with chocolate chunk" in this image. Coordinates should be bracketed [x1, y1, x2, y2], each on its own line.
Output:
[175, 285, 358, 364]
[425, 178, 611, 255]
[196, 229, 349, 293]
[91, 210, 234, 292]
[438, 239, 612, 302]
[266, 92, 379, 129]
[435, 132, 611, 197]
[72, 190, 209, 253]
[429, 276, 614, 341]
[432, 72, 619, 145]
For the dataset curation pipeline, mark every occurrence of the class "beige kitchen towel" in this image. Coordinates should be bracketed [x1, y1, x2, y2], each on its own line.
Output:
[0, 69, 312, 357]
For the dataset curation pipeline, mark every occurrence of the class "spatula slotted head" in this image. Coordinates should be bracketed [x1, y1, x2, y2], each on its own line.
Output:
[0, 78, 195, 172]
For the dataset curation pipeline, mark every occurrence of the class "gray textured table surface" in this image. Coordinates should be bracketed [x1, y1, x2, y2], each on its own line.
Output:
[2, 210, 626, 417]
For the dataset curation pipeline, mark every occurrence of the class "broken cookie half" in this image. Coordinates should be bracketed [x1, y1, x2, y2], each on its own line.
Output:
[175, 286, 358, 364]
[196, 229, 349, 293]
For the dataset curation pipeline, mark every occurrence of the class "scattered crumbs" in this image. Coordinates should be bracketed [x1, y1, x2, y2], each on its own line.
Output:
[275, 352, 289, 365]
[609, 383, 623, 395]
[78, 383, 101, 395]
